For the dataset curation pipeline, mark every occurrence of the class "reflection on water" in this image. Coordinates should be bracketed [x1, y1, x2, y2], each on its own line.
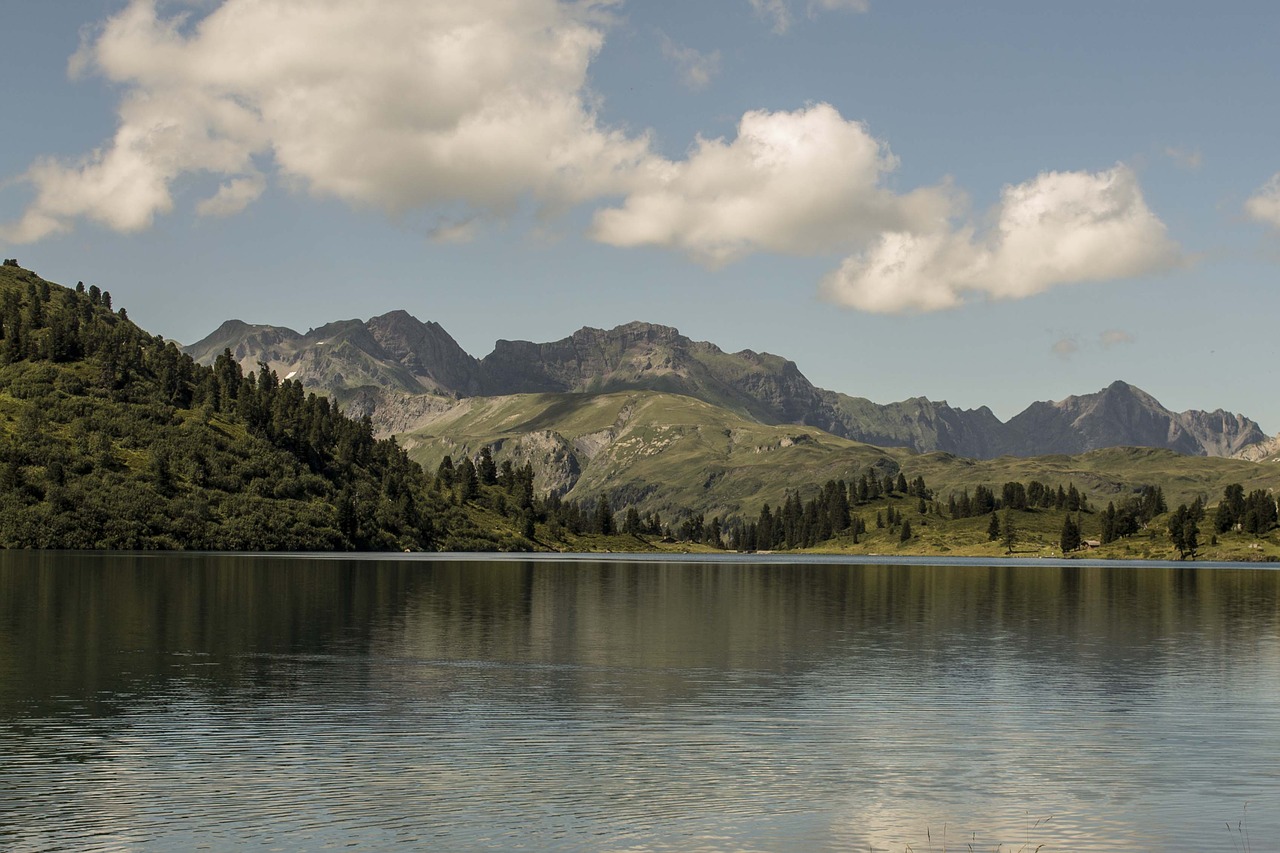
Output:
[1, 553, 1277, 851]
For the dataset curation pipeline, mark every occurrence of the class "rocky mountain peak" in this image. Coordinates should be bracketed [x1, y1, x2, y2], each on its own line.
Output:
[185, 314, 1270, 461]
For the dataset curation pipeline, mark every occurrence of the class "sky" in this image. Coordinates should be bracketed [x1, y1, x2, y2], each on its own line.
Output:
[2, 0, 1279, 430]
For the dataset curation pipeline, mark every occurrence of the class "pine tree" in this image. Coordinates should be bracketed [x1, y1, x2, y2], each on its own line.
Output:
[987, 512, 1000, 542]
[435, 455, 455, 488]
[899, 518, 912, 542]
[594, 496, 614, 536]
[1060, 514, 1081, 553]
[476, 447, 497, 486]
[1001, 511, 1017, 553]
[1168, 504, 1198, 559]
[456, 456, 478, 502]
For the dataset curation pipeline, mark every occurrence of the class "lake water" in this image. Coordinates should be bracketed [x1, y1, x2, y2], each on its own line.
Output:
[1, 553, 1278, 852]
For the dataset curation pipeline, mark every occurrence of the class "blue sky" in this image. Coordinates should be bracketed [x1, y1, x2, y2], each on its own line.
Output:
[2, 0, 1279, 429]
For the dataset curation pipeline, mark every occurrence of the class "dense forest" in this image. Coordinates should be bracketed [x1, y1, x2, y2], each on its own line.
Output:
[0, 262, 515, 550]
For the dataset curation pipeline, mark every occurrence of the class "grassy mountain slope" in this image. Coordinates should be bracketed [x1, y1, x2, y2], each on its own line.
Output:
[395, 388, 1278, 526]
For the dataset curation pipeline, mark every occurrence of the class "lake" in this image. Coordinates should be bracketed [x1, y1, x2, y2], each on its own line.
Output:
[1, 553, 1277, 851]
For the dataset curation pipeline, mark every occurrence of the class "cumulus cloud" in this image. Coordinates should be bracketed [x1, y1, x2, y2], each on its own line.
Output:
[195, 175, 265, 218]
[748, 0, 793, 33]
[822, 165, 1182, 313]
[0, 0, 1180, 318]
[1, 0, 653, 243]
[1100, 329, 1136, 348]
[591, 103, 952, 265]
[660, 36, 721, 91]
[1246, 173, 1280, 230]
[427, 218, 480, 245]
[809, 0, 870, 12]
[1052, 337, 1079, 359]
[1163, 146, 1202, 171]
[748, 0, 868, 32]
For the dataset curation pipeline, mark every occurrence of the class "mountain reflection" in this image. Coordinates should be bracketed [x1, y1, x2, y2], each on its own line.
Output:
[2, 554, 1276, 713]
[2, 554, 1279, 852]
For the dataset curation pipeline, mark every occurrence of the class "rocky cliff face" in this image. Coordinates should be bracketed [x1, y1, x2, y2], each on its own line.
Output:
[364, 310, 486, 396]
[1002, 381, 1266, 458]
[184, 311, 483, 397]
[186, 316, 1268, 460]
[481, 321, 836, 426]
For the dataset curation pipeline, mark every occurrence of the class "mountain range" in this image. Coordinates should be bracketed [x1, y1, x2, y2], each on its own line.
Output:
[184, 312, 1268, 461]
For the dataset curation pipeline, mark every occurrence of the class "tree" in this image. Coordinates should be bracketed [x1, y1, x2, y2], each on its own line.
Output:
[899, 518, 913, 542]
[622, 506, 642, 535]
[594, 495, 614, 536]
[1060, 514, 1081, 553]
[456, 456, 478, 502]
[1168, 504, 1199, 559]
[1001, 511, 1017, 554]
[1217, 484, 1246, 532]
[987, 512, 1000, 542]
[435, 455, 455, 488]
[476, 447, 497, 486]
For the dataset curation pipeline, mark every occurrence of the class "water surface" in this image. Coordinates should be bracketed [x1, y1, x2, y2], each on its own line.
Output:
[1, 553, 1277, 851]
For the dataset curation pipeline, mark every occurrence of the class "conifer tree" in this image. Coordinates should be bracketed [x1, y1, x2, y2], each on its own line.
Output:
[1002, 511, 1017, 554]
[477, 447, 497, 486]
[1060, 514, 1081, 553]
[594, 496, 614, 535]
[456, 456, 478, 502]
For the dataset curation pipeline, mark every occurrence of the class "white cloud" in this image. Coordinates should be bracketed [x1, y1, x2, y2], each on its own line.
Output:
[590, 103, 952, 265]
[822, 165, 1182, 313]
[1100, 329, 1136, 348]
[1052, 337, 1079, 359]
[749, 0, 868, 33]
[748, 0, 792, 33]
[1, 0, 653, 243]
[1163, 146, 1202, 171]
[1246, 173, 1280, 230]
[809, 0, 870, 12]
[660, 36, 721, 91]
[427, 218, 479, 245]
[0, 0, 1178, 320]
[196, 175, 265, 218]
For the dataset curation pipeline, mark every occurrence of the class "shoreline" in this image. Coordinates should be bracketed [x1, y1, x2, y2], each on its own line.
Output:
[9, 549, 1278, 570]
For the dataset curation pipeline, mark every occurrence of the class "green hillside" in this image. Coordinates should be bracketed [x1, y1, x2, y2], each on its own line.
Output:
[397, 387, 1277, 518]
[0, 263, 532, 551]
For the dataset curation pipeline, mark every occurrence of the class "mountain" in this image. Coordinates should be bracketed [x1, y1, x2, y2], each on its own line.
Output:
[1002, 381, 1266, 458]
[185, 312, 484, 400]
[185, 315, 1267, 460]
[480, 321, 845, 426]
[390, 388, 1276, 522]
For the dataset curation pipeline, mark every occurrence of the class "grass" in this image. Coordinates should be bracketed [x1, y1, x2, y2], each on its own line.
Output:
[394, 389, 1278, 540]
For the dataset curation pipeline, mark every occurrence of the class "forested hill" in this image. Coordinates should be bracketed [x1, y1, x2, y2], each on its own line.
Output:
[0, 261, 521, 550]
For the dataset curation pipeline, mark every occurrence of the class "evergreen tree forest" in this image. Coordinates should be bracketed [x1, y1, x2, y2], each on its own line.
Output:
[0, 264, 498, 550]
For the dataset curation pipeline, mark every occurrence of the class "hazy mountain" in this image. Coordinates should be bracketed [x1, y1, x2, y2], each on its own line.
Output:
[1003, 381, 1266, 458]
[185, 312, 484, 399]
[390, 389, 1275, 521]
[185, 315, 1267, 460]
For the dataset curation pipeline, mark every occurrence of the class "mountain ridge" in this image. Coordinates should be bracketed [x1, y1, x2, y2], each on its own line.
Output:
[183, 315, 1267, 460]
